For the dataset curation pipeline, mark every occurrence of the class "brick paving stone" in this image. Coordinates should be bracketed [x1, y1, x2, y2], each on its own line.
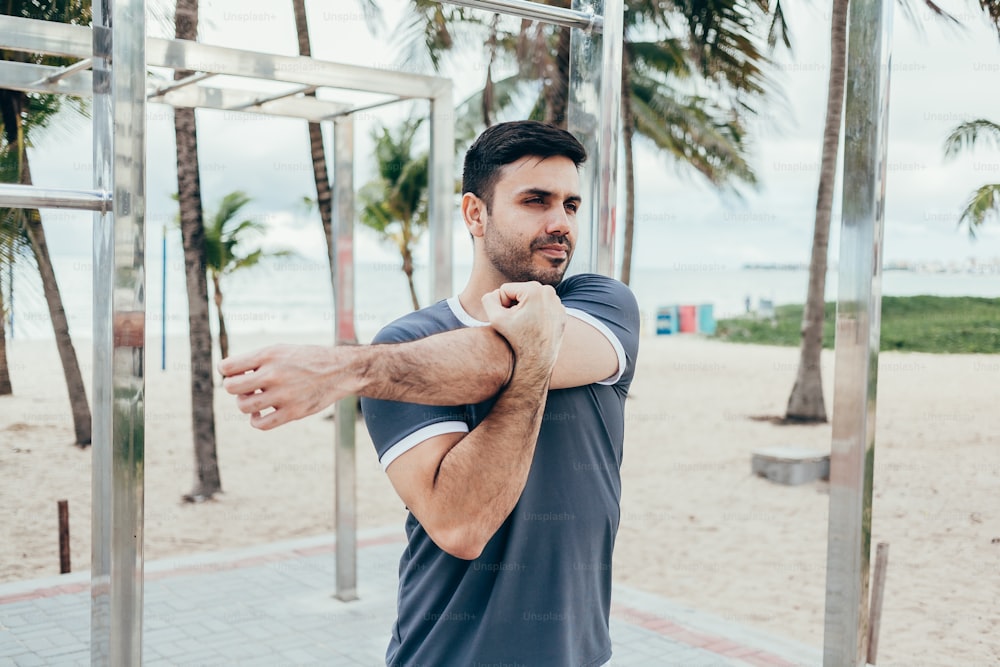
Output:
[12, 653, 48, 667]
[0, 528, 822, 667]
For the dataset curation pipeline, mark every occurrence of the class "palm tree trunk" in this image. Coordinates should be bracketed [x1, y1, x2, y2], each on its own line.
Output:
[402, 248, 420, 311]
[543, 23, 571, 128]
[175, 0, 221, 500]
[211, 273, 228, 362]
[620, 50, 636, 286]
[291, 0, 336, 293]
[0, 282, 11, 395]
[0, 91, 91, 443]
[785, 0, 849, 423]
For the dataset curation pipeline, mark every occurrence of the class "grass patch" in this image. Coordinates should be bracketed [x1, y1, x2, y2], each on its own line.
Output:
[713, 295, 1000, 354]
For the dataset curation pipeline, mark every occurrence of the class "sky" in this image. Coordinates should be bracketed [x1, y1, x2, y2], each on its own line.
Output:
[24, 0, 1000, 271]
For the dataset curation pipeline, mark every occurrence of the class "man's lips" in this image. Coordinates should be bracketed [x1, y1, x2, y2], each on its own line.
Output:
[536, 244, 568, 259]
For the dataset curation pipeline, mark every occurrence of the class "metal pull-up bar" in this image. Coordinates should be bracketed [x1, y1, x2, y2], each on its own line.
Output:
[443, 0, 603, 32]
[0, 183, 111, 212]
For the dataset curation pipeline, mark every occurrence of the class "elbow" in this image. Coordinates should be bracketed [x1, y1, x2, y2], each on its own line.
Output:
[430, 524, 486, 561]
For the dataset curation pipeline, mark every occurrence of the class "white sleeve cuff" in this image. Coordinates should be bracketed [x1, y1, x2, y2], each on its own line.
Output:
[565, 307, 627, 386]
[380, 421, 470, 472]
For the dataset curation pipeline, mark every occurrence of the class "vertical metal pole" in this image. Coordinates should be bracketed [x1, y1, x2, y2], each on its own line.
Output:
[161, 222, 166, 371]
[568, 0, 621, 278]
[6, 260, 12, 339]
[332, 116, 358, 601]
[822, 0, 893, 663]
[92, 0, 146, 664]
[593, 0, 622, 277]
[429, 88, 454, 300]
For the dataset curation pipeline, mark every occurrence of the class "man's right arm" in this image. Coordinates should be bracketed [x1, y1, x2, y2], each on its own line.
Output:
[219, 326, 514, 430]
[383, 281, 565, 560]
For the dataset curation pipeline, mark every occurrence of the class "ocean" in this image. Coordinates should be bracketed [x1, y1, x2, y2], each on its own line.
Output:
[5, 254, 1000, 343]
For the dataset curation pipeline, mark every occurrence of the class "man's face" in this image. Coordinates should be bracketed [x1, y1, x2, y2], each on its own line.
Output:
[481, 155, 581, 286]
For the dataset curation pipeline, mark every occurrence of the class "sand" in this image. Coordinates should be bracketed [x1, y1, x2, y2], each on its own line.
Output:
[1, 330, 998, 666]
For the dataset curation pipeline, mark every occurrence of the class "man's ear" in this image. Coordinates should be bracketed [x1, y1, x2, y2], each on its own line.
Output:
[461, 192, 487, 238]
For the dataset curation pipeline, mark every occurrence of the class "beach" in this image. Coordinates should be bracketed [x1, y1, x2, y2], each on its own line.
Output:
[1, 331, 998, 666]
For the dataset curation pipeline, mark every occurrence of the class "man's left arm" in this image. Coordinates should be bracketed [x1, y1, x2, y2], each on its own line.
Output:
[219, 276, 639, 429]
[549, 273, 641, 390]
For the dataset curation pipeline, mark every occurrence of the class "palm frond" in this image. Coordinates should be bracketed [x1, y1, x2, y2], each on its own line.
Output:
[631, 73, 756, 189]
[355, 0, 385, 35]
[393, 1, 487, 72]
[958, 183, 1000, 238]
[628, 39, 691, 79]
[894, 0, 961, 34]
[767, 0, 792, 50]
[211, 191, 253, 230]
[944, 119, 1000, 159]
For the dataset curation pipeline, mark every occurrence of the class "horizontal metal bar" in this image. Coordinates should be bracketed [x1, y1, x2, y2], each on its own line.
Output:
[0, 184, 111, 212]
[440, 0, 602, 32]
[34, 57, 92, 85]
[326, 95, 414, 120]
[154, 84, 351, 121]
[0, 16, 452, 99]
[229, 84, 317, 111]
[0, 60, 351, 121]
[147, 72, 215, 98]
[0, 60, 92, 96]
[144, 38, 451, 98]
[0, 15, 89, 58]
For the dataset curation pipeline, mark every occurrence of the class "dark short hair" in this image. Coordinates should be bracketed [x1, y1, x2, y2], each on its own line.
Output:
[462, 121, 587, 211]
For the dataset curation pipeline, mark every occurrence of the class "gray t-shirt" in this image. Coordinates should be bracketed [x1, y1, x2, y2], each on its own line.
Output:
[361, 273, 640, 667]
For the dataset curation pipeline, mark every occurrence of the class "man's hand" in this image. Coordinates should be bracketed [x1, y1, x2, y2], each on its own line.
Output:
[218, 345, 354, 430]
[482, 281, 566, 371]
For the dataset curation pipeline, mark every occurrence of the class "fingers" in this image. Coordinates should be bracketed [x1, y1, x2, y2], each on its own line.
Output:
[481, 281, 547, 313]
[236, 390, 271, 415]
[222, 370, 262, 396]
[218, 349, 263, 378]
[250, 407, 288, 431]
[481, 288, 505, 322]
[497, 280, 542, 306]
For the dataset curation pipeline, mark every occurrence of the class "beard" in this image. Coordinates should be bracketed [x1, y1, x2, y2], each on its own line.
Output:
[483, 219, 573, 286]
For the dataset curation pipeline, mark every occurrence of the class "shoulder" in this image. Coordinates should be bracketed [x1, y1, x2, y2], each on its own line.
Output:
[371, 300, 459, 344]
[556, 273, 639, 320]
[557, 273, 636, 304]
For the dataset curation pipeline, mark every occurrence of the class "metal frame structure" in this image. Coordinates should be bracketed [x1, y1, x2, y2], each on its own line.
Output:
[0, 6, 455, 662]
[0, 0, 893, 665]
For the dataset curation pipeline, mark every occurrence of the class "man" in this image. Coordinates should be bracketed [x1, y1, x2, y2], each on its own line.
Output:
[220, 121, 640, 666]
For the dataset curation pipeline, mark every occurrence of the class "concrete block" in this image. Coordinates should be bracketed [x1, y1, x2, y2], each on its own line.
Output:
[751, 447, 830, 485]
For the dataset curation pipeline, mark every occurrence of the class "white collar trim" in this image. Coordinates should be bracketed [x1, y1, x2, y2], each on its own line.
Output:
[447, 296, 489, 327]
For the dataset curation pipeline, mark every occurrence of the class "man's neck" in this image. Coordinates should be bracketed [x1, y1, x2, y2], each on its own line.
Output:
[456, 279, 497, 322]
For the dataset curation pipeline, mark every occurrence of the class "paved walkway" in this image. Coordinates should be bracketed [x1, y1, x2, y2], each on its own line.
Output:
[0, 525, 821, 666]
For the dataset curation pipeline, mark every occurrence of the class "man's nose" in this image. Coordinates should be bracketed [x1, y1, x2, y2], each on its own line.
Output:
[545, 208, 573, 238]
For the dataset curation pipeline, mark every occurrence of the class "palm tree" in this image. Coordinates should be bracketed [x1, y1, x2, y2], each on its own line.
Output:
[943, 119, 1000, 237]
[202, 191, 291, 362]
[395, 0, 772, 286]
[784, 0, 999, 423]
[174, 0, 221, 502]
[0, 198, 32, 396]
[291, 0, 335, 293]
[358, 119, 430, 311]
[618, 0, 771, 283]
[0, 135, 34, 396]
[0, 1, 93, 444]
[782, 0, 848, 423]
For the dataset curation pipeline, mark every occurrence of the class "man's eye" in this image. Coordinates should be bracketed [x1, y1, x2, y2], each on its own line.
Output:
[565, 202, 578, 213]
[525, 197, 543, 205]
